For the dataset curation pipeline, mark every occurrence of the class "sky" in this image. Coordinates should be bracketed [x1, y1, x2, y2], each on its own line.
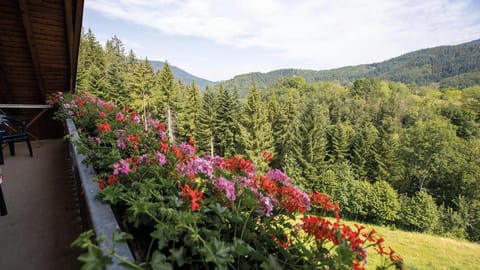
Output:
[83, 0, 480, 82]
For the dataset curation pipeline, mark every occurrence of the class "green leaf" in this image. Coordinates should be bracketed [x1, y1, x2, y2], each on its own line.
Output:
[71, 230, 95, 249]
[78, 246, 113, 270]
[233, 238, 254, 256]
[260, 254, 283, 270]
[112, 230, 133, 243]
[169, 247, 186, 267]
[101, 185, 123, 204]
[151, 251, 173, 270]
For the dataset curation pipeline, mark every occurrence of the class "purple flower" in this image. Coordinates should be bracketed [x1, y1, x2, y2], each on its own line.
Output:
[265, 169, 291, 186]
[116, 129, 125, 138]
[257, 193, 274, 216]
[117, 139, 126, 150]
[89, 136, 101, 144]
[137, 154, 148, 164]
[178, 142, 195, 157]
[176, 157, 214, 178]
[215, 177, 236, 201]
[116, 112, 126, 122]
[155, 152, 167, 165]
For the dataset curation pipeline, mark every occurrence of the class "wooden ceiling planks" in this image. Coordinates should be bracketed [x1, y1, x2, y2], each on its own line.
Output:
[18, 0, 46, 101]
[0, 0, 84, 138]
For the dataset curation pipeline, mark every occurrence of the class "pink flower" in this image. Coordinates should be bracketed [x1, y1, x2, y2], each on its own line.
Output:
[117, 139, 126, 150]
[215, 177, 236, 201]
[116, 112, 126, 122]
[265, 169, 292, 186]
[90, 136, 101, 144]
[178, 142, 195, 157]
[113, 159, 130, 175]
[155, 152, 167, 165]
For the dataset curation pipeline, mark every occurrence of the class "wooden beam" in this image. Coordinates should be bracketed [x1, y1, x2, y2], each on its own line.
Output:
[0, 67, 10, 103]
[64, 0, 74, 80]
[70, 0, 84, 92]
[18, 0, 46, 101]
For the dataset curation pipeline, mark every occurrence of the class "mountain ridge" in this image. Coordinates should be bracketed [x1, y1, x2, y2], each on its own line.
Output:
[148, 60, 214, 89]
[222, 39, 480, 97]
[149, 39, 480, 95]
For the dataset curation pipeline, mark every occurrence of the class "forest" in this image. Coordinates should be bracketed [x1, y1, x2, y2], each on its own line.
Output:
[77, 29, 480, 242]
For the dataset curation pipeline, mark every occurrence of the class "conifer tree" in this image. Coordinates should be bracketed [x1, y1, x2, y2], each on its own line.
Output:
[86, 65, 107, 98]
[154, 62, 177, 143]
[129, 59, 155, 125]
[327, 122, 352, 164]
[104, 36, 129, 106]
[215, 85, 240, 157]
[350, 123, 380, 181]
[239, 85, 274, 172]
[176, 81, 203, 142]
[293, 101, 329, 189]
[197, 86, 219, 155]
[76, 28, 105, 91]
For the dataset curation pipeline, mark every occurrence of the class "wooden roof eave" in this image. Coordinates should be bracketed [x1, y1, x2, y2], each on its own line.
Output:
[68, 0, 84, 92]
[18, 0, 46, 102]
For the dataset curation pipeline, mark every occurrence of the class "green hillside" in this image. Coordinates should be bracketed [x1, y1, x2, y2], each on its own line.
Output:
[341, 220, 480, 270]
[224, 39, 480, 97]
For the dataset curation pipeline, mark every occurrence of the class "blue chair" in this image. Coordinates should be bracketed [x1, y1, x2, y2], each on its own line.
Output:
[0, 115, 33, 165]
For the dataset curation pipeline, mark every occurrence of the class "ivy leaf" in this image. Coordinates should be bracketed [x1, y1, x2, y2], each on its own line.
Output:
[78, 246, 113, 270]
[151, 251, 173, 270]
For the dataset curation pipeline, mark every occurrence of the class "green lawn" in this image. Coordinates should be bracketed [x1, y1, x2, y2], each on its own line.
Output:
[340, 220, 480, 269]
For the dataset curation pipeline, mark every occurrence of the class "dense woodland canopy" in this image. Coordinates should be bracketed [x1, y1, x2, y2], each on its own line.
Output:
[77, 29, 480, 242]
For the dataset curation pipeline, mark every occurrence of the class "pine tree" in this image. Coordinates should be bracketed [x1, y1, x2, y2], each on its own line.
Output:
[350, 123, 379, 181]
[104, 36, 129, 106]
[86, 65, 107, 98]
[215, 84, 240, 157]
[176, 81, 203, 142]
[129, 59, 155, 125]
[239, 85, 274, 172]
[154, 62, 177, 143]
[197, 86, 219, 155]
[76, 28, 105, 91]
[327, 122, 352, 164]
[293, 101, 329, 189]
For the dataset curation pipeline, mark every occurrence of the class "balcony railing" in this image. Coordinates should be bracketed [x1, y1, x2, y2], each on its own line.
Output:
[66, 119, 135, 269]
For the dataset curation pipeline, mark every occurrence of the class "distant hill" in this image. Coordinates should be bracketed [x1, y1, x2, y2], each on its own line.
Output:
[223, 39, 480, 97]
[149, 60, 214, 89]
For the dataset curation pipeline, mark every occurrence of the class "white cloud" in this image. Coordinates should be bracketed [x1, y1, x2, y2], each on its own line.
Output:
[86, 0, 480, 72]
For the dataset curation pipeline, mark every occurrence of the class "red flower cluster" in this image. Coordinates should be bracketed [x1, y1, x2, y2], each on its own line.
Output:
[179, 184, 203, 211]
[225, 156, 254, 175]
[272, 234, 291, 250]
[158, 141, 170, 152]
[301, 216, 404, 269]
[310, 192, 341, 220]
[97, 122, 111, 133]
[280, 186, 308, 214]
[257, 176, 278, 198]
[127, 133, 141, 150]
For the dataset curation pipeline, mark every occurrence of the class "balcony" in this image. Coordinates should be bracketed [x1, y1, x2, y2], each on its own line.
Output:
[0, 139, 82, 269]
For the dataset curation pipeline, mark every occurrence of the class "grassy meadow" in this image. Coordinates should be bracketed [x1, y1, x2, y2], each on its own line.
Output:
[345, 221, 480, 269]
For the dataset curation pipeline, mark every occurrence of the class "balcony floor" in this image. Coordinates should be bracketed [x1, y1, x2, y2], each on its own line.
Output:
[0, 139, 82, 269]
